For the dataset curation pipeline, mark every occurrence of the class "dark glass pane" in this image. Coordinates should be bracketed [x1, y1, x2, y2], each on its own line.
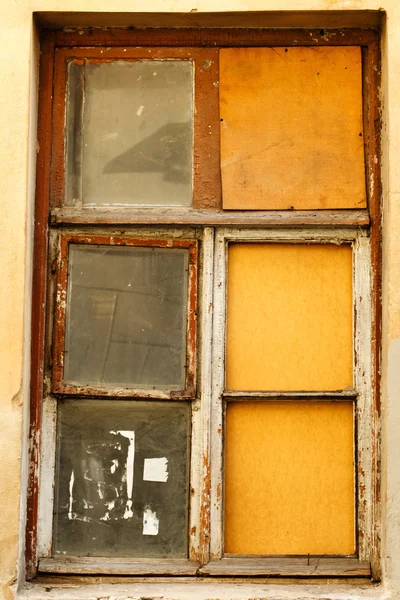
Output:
[53, 400, 190, 558]
[64, 245, 189, 389]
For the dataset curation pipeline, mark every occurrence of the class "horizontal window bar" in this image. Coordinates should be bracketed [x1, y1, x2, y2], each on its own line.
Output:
[51, 208, 370, 229]
[223, 390, 358, 400]
[53, 385, 195, 399]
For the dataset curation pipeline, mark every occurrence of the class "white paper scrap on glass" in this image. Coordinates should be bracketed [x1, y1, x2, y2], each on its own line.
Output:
[143, 457, 168, 483]
[143, 507, 159, 536]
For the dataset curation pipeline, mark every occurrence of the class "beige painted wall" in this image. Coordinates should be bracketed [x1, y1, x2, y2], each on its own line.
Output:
[1, 1, 400, 599]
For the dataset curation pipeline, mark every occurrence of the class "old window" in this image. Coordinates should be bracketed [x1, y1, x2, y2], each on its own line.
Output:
[28, 27, 381, 580]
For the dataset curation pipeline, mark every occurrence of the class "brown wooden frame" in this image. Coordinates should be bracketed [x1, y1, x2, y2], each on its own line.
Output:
[51, 235, 198, 398]
[27, 26, 382, 580]
[51, 46, 220, 211]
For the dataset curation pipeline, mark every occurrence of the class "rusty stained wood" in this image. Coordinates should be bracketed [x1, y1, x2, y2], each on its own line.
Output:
[197, 228, 214, 565]
[50, 49, 68, 210]
[187, 229, 214, 563]
[364, 41, 383, 580]
[26, 36, 55, 580]
[199, 557, 371, 577]
[51, 235, 198, 398]
[51, 207, 370, 227]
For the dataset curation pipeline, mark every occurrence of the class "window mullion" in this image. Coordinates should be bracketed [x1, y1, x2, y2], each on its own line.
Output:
[210, 228, 227, 560]
[190, 226, 215, 565]
[354, 233, 373, 561]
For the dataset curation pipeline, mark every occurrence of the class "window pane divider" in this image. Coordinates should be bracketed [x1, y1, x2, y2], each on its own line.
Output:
[223, 390, 358, 400]
[50, 207, 370, 229]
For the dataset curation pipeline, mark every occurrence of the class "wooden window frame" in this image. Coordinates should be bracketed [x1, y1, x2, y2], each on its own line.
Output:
[203, 227, 372, 578]
[27, 26, 382, 581]
[36, 227, 211, 576]
[52, 234, 198, 399]
[51, 46, 220, 211]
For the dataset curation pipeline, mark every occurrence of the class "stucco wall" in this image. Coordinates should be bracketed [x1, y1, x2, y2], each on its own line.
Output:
[1, 1, 400, 599]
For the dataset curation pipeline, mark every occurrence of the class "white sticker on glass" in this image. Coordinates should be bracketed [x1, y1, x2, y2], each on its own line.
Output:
[143, 457, 168, 483]
[143, 507, 159, 536]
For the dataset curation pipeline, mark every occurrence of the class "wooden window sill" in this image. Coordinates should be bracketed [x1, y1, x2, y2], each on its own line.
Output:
[199, 557, 371, 578]
[38, 557, 200, 576]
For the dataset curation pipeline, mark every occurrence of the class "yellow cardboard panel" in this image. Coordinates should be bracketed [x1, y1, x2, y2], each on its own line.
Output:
[224, 401, 355, 555]
[226, 244, 353, 391]
[220, 47, 366, 210]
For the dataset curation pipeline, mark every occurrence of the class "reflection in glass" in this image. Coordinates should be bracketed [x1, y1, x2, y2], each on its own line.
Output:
[65, 60, 193, 207]
[64, 245, 189, 389]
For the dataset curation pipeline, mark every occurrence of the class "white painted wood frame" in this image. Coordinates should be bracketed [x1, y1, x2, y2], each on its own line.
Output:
[37, 227, 213, 575]
[37, 226, 373, 576]
[208, 227, 372, 574]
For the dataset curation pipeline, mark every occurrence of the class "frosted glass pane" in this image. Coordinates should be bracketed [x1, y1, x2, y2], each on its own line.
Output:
[64, 245, 189, 389]
[224, 401, 355, 555]
[53, 400, 190, 558]
[66, 60, 193, 206]
[226, 243, 353, 391]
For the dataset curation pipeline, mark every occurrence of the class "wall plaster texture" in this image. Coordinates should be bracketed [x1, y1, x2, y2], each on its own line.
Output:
[1, 1, 400, 599]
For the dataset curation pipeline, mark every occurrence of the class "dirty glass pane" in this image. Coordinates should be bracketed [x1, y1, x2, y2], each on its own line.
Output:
[65, 60, 193, 207]
[64, 245, 189, 389]
[53, 400, 190, 558]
